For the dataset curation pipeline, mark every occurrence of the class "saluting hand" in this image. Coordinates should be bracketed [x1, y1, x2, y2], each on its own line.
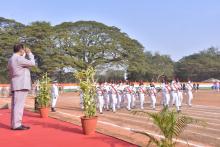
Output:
[24, 48, 31, 54]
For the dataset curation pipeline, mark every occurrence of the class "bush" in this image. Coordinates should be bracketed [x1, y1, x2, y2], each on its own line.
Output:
[36, 73, 51, 108]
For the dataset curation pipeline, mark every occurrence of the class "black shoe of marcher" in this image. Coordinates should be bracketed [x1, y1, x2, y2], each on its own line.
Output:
[11, 125, 30, 130]
[51, 108, 56, 112]
[177, 110, 181, 113]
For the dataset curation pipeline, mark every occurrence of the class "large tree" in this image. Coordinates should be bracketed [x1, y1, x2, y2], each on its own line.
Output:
[128, 51, 174, 82]
[0, 17, 24, 83]
[175, 47, 220, 81]
[145, 52, 174, 81]
[21, 21, 63, 81]
[54, 21, 145, 71]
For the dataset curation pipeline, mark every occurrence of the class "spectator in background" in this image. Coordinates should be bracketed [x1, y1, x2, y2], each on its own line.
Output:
[216, 82, 220, 92]
[34, 80, 40, 111]
[196, 83, 199, 91]
[193, 83, 196, 90]
[51, 81, 59, 112]
[182, 83, 186, 90]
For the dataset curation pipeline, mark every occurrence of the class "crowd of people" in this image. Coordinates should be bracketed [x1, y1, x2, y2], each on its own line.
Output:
[212, 82, 220, 91]
[80, 78, 195, 114]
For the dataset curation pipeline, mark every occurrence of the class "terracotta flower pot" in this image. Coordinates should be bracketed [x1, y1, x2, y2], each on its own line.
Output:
[81, 116, 98, 135]
[40, 107, 49, 118]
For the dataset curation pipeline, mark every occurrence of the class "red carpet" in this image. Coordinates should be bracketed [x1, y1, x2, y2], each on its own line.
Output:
[0, 109, 135, 147]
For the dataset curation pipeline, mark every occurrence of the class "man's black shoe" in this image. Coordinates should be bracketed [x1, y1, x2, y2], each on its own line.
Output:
[21, 125, 30, 129]
[51, 108, 56, 112]
[11, 125, 30, 130]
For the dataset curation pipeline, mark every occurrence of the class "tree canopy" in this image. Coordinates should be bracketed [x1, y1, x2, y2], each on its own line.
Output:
[54, 21, 145, 70]
[175, 47, 220, 81]
[0, 17, 219, 83]
[0, 17, 24, 83]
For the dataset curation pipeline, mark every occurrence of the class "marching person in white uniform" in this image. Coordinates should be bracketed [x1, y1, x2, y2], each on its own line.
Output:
[103, 82, 110, 111]
[121, 82, 126, 107]
[177, 79, 183, 107]
[130, 83, 136, 108]
[116, 82, 123, 109]
[171, 80, 181, 112]
[79, 89, 84, 110]
[186, 80, 194, 107]
[161, 80, 166, 106]
[138, 82, 145, 109]
[149, 82, 157, 110]
[51, 81, 59, 112]
[124, 82, 132, 111]
[162, 80, 171, 107]
[110, 83, 118, 112]
[96, 84, 104, 114]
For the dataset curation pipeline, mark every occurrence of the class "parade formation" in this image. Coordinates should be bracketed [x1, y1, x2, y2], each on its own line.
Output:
[80, 78, 195, 114]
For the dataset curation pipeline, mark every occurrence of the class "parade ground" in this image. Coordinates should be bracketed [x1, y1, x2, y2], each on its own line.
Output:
[1, 90, 220, 147]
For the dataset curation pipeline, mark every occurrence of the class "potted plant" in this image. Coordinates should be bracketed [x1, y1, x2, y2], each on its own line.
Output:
[36, 73, 51, 118]
[74, 67, 97, 135]
[132, 107, 205, 147]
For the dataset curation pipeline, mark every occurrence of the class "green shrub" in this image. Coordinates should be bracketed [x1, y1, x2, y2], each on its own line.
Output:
[36, 73, 51, 108]
[74, 67, 96, 118]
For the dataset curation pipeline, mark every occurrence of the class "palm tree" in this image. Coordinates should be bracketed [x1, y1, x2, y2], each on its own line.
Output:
[132, 107, 204, 147]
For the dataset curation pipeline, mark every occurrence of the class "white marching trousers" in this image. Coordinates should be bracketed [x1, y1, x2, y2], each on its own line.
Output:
[126, 94, 131, 110]
[80, 93, 84, 109]
[117, 94, 122, 108]
[150, 95, 156, 109]
[162, 93, 166, 105]
[51, 96, 58, 108]
[104, 94, 110, 110]
[172, 92, 180, 110]
[131, 94, 136, 108]
[139, 93, 145, 109]
[165, 93, 170, 106]
[187, 91, 193, 106]
[111, 94, 117, 112]
[178, 91, 183, 106]
[171, 91, 176, 105]
[98, 95, 104, 113]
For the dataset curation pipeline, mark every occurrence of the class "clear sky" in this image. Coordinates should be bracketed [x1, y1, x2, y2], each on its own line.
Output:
[0, 0, 220, 61]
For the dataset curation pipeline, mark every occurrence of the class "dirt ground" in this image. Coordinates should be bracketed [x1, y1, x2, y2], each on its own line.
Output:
[1, 90, 220, 147]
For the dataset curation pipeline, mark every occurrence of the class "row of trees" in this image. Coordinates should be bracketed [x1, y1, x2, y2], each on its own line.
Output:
[0, 17, 219, 83]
